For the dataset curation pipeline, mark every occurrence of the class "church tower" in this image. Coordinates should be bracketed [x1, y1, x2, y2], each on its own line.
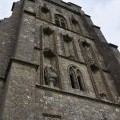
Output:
[0, 0, 120, 119]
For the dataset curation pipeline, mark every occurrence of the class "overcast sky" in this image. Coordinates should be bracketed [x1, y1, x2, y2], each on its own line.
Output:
[0, 0, 120, 50]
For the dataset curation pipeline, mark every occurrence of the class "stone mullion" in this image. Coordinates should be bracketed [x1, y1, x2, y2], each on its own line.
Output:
[90, 46, 114, 101]
[69, 16, 74, 32]
[79, 42, 100, 98]
[49, 10, 52, 22]
[49, 33, 55, 68]
[39, 26, 44, 85]
[53, 33, 62, 89]
[74, 69, 80, 90]
[67, 42, 71, 57]
[72, 40, 79, 61]
[38, 5, 42, 19]
[60, 33, 66, 56]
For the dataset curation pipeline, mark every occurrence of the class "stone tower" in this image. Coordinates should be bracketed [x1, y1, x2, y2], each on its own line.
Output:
[0, 0, 120, 119]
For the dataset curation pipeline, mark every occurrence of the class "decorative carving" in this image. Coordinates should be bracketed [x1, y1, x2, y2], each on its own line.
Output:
[100, 93, 107, 98]
[43, 48, 56, 58]
[90, 64, 99, 72]
[71, 16, 78, 25]
[82, 41, 90, 47]
[63, 34, 73, 42]
[43, 27, 54, 35]
[41, 4, 49, 13]
[44, 66, 58, 87]
[88, 58, 95, 65]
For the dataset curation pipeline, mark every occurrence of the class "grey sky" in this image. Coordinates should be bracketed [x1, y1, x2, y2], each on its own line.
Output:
[0, 0, 120, 50]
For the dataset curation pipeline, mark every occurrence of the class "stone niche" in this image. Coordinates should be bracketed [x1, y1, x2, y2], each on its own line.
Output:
[44, 66, 58, 87]
[36, 88, 120, 120]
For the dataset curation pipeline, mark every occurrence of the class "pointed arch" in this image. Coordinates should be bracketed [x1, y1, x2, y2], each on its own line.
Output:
[76, 69, 85, 91]
[69, 67, 77, 89]
[68, 66, 86, 91]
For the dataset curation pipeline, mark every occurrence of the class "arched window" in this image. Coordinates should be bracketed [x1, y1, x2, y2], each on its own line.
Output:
[69, 67, 77, 89]
[55, 14, 67, 28]
[76, 70, 85, 91]
[69, 66, 86, 91]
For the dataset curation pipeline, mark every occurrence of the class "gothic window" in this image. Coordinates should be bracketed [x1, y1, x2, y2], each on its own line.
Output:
[71, 16, 78, 25]
[76, 70, 85, 91]
[69, 67, 77, 89]
[55, 14, 67, 28]
[69, 66, 85, 91]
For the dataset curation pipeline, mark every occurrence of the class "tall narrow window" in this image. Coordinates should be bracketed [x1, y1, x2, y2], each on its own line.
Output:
[69, 67, 77, 89]
[69, 66, 86, 91]
[76, 70, 85, 91]
[55, 14, 67, 28]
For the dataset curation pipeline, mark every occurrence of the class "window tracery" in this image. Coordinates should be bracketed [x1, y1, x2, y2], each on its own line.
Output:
[55, 14, 67, 28]
[69, 66, 86, 91]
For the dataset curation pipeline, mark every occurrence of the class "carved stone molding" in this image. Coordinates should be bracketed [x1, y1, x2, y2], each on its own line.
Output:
[43, 27, 54, 35]
[90, 64, 99, 72]
[63, 34, 73, 42]
[43, 48, 56, 58]
[82, 41, 90, 47]
[71, 16, 78, 25]
[41, 4, 50, 13]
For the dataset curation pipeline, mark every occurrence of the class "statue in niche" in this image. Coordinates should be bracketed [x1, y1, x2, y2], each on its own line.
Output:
[44, 66, 58, 87]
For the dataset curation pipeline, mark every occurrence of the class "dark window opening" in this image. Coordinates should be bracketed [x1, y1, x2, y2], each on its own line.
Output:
[77, 76, 84, 91]
[44, 71, 48, 85]
[70, 74, 76, 89]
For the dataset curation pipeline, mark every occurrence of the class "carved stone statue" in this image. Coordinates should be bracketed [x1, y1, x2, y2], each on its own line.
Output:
[44, 66, 58, 87]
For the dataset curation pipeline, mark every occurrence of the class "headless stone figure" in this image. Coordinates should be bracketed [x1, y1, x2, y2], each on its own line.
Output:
[44, 66, 57, 87]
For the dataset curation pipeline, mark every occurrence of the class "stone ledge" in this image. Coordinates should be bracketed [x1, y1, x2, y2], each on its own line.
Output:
[24, 10, 36, 17]
[36, 84, 120, 108]
[11, 2, 16, 11]
[11, 57, 39, 69]
[84, 14, 91, 18]
[93, 25, 101, 29]
[109, 43, 118, 49]
[59, 55, 86, 66]
[4, 57, 39, 81]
